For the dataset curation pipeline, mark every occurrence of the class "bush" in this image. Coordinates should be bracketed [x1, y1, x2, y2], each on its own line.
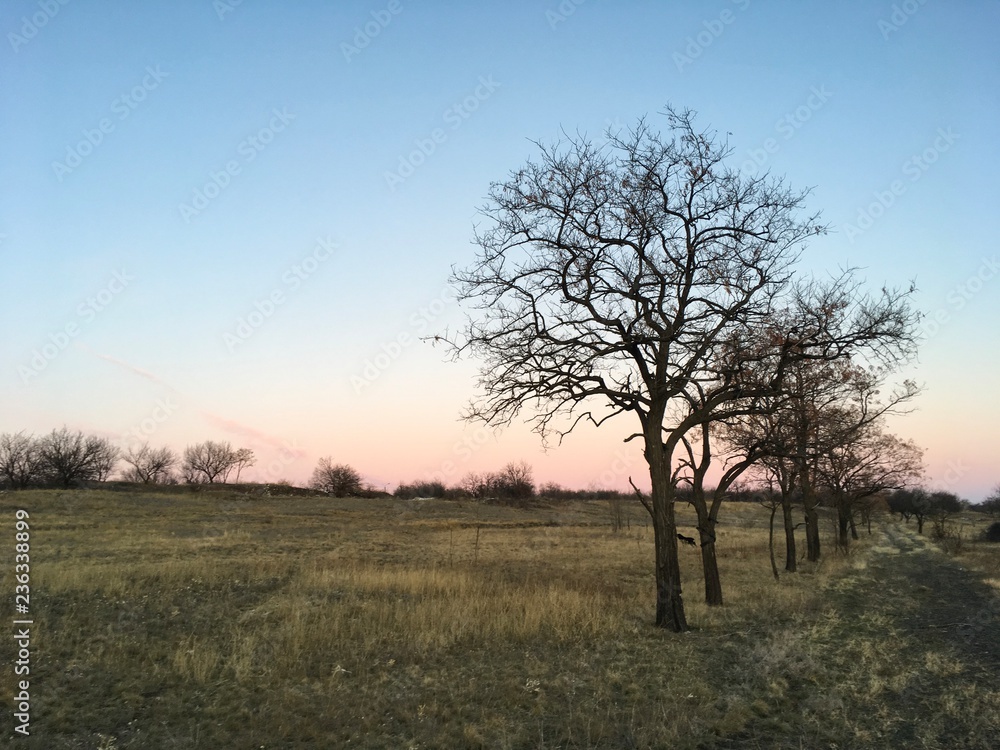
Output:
[310, 458, 363, 497]
[984, 522, 1000, 543]
[394, 481, 446, 499]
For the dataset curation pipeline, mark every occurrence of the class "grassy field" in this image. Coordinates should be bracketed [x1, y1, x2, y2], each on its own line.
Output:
[1, 488, 998, 748]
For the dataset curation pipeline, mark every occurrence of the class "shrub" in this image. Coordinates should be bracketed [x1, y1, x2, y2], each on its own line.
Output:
[310, 458, 363, 497]
[394, 481, 446, 499]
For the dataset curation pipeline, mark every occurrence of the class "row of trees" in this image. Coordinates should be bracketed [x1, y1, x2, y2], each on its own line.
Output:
[0, 429, 119, 489]
[887, 488, 965, 535]
[0, 430, 256, 488]
[393, 462, 536, 503]
[443, 107, 928, 630]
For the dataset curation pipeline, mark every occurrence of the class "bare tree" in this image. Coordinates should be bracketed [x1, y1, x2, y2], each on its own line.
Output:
[495, 461, 535, 502]
[722, 401, 801, 572]
[459, 472, 490, 499]
[232, 447, 256, 483]
[445, 108, 837, 631]
[756, 487, 783, 581]
[36, 427, 119, 488]
[182, 441, 237, 484]
[0, 432, 43, 489]
[446, 106, 921, 626]
[122, 443, 178, 484]
[888, 488, 933, 533]
[980, 485, 1000, 515]
[91, 438, 120, 482]
[310, 458, 362, 496]
[817, 419, 923, 550]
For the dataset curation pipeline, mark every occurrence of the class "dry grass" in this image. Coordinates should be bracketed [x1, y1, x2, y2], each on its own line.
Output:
[1, 490, 997, 748]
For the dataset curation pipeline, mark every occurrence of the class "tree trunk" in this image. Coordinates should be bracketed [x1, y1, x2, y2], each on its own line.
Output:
[804, 502, 821, 562]
[837, 502, 851, 551]
[849, 513, 859, 540]
[917, 515, 924, 534]
[647, 445, 687, 631]
[698, 515, 723, 606]
[801, 461, 821, 562]
[782, 495, 797, 573]
[768, 504, 780, 581]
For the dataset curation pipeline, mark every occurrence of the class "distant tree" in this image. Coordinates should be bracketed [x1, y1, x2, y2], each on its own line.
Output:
[182, 441, 237, 483]
[459, 472, 491, 499]
[539, 481, 570, 501]
[310, 458, 362, 496]
[121, 443, 177, 484]
[495, 461, 535, 501]
[818, 419, 923, 550]
[980, 485, 1000, 515]
[888, 489, 914, 522]
[0, 432, 43, 489]
[856, 493, 888, 535]
[37, 427, 119, 488]
[888, 488, 934, 534]
[232, 447, 256, 483]
[91, 438, 120, 482]
[928, 490, 964, 539]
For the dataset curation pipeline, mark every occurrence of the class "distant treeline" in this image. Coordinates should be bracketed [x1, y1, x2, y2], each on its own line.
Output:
[4, 430, 997, 522]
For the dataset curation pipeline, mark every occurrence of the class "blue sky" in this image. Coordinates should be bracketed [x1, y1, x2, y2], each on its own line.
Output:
[2, 0, 998, 499]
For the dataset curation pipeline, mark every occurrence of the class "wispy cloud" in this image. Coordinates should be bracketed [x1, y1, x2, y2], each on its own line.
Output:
[83, 347, 303, 456]
[200, 410, 304, 456]
[80, 344, 176, 389]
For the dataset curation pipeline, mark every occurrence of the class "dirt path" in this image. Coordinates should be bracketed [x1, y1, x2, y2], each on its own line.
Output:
[714, 524, 1000, 749]
[841, 524, 1000, 747]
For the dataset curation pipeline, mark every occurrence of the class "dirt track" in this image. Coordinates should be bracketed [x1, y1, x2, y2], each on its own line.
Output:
[715, 524, 1000, 749]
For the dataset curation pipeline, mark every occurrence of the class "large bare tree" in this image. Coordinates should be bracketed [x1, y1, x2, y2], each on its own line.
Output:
[447, 108, 838, 630]
[448, 109, 920, 627]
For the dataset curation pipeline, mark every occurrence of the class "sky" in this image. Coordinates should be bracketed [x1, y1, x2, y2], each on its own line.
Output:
[1, 0, 998, 500]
